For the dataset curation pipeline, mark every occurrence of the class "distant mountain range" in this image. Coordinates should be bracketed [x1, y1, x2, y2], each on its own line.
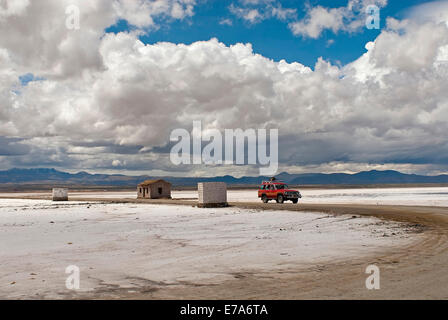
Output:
[1, 168, 448, 187]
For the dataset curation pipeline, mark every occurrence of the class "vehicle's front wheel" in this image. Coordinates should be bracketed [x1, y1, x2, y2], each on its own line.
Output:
[261, 194, 268, 203]
[292, 199, 298, 204]
[277, 194, 284, 204]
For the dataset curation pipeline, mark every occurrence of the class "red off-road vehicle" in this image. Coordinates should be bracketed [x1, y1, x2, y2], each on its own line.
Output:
[258, 181, 302, 204]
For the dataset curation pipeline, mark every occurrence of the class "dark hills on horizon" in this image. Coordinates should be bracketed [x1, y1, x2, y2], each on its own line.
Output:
[1, 168, 448, 187]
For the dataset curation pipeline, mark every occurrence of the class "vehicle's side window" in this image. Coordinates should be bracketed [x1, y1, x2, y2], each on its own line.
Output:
[260, 185, 265, 190]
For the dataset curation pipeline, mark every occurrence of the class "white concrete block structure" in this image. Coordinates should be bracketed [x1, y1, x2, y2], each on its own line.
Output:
[52, 188, 68, 201]
[198, 182, 228, 208]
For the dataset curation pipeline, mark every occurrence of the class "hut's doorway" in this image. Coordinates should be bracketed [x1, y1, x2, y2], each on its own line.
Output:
[158, 187, 163, 195]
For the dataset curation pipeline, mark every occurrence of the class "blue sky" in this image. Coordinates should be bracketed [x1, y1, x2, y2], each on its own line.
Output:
[107, 0, 435, 67]
[18, 73, 45, 86]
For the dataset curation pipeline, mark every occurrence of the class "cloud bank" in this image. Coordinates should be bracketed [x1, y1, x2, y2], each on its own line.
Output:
[0, 0, 448, 176]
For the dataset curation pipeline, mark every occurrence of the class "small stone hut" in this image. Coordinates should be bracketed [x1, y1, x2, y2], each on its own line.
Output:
[137, 180, 172, 199]
[198, 182, 228, 208]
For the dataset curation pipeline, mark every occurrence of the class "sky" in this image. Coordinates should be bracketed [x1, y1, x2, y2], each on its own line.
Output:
[1, 0, 448, 177]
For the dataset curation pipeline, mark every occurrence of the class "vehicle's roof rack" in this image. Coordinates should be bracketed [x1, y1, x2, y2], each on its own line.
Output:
[262, 180, 286, 184]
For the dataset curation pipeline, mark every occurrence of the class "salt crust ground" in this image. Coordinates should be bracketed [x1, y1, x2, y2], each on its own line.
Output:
[0, 199, 416, 299]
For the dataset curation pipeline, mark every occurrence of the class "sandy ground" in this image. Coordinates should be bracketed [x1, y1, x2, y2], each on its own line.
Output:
[1, 189, 448, 299]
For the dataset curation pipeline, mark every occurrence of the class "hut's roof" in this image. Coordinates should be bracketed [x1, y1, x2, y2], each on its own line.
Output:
[138, 179, 171, 187]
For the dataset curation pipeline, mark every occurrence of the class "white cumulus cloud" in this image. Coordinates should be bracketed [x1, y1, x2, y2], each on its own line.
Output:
[1, 0, 448, 176]
[289, 0, 388, 39]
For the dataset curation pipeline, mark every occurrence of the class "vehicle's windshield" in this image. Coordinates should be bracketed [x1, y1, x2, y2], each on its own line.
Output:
[276, 184, 288, 189]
